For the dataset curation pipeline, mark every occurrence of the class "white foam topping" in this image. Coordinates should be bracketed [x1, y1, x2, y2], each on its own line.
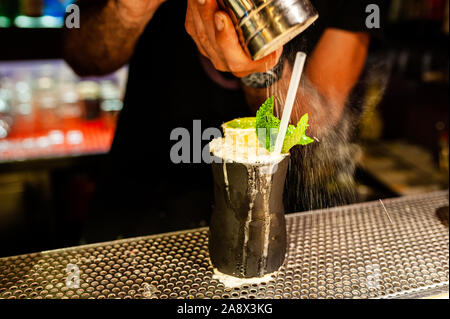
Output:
[209, 137, 287, 164]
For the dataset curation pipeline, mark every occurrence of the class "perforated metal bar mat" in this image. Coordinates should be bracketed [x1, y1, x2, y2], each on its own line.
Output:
[1, 191, 448, 299]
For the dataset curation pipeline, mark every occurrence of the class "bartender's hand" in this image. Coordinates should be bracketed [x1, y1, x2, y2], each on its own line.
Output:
[185, 0, 283, 78]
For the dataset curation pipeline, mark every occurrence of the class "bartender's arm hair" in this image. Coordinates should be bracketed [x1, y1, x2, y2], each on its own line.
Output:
[243, 28, 370, 138]
[63, 0, 165, 76]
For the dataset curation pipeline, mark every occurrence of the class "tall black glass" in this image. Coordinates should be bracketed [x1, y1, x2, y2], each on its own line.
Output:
[209, 156, 289, 278]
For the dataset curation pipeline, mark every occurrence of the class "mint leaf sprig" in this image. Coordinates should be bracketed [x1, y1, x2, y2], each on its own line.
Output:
[255, 96, 314, 153]
[255, 96, 280, 151]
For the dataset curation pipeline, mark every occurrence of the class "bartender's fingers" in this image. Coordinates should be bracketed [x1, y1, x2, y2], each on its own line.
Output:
[185, 3, 209, 57]
[214, 11, 282, 77]
[196, 0, 220, 47]
[191, 1, 226, 70]
[187, 0, 227, 71]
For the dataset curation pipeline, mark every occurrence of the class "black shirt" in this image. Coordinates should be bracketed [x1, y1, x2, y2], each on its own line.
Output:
[84, 0, 380, 243]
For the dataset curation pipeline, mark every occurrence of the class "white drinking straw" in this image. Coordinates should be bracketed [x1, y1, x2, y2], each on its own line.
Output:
[273, 52, 307, 155]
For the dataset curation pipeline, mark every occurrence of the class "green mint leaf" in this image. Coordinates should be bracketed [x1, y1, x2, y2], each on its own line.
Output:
[298, 135, 315, 146]
[255, 97, 314, 153]
[281, 113, 314, 153]
[255, 96, 280, 150]
[286, 124, 296, 136]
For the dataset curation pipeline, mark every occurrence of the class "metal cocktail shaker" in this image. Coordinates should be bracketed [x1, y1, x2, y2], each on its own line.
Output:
[218, 0, 318, 60]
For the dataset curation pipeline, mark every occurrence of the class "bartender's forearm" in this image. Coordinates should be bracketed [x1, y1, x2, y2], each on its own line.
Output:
[242, 29, 370, 138]
[63, 0, 165, 76]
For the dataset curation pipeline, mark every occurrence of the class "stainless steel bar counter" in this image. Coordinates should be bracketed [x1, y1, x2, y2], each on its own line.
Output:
[1, 191, 448, 299]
